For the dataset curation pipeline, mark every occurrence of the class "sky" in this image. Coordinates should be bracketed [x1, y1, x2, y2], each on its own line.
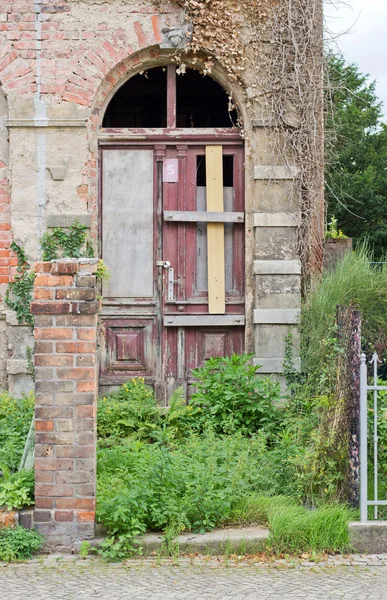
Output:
[324, 0, 387, 116]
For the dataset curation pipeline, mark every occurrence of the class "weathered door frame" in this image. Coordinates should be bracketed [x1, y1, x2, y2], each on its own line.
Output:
[97, 65, 246, 396]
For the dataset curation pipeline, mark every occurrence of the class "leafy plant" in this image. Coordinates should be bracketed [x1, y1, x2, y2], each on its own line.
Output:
[191, 354, 283, 438]
[79, 540, 91, 558]
[0, 393, 34, 472]
[325, 215, 348, 240]
[96, 259, 111, 283]
[40, 220, 94, 261]
[0, 469, 34, 510]
[5, 242, 35, 326]
[97, 379, 161, 444]
[0, 526, 43, 562]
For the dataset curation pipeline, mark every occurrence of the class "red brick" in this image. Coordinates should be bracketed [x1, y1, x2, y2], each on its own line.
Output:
[56, 446, 94, 459]
[57, 368, 95, 381]
[35, 471, 54, 483]
[56, 288, 95, 301]
[36, 406, 73, 419]
[34, 262, 51, 274]
[77, 510, 95, 522]
[35, 341, 54, 353]
[56, 498, 95, 510]
[35, 354, 73, 367]
[31, 301, 72, 314]
[56, 341, 95, 353]
[77, 328, 96, 341]
[77, 381, 96, 393]
[76, 405, 95, 419]
[52, 262, 79, 275]
[35, 274, 74, 287]
[35, 433, 74, 446]
[35, 458, 73, 471]
[35, 327, 74, 340]
[55, 511, 74, 522]
[34, 288, 53, 300]
[35, 484, 74, 497]
[35, 420, 54, 432]
[35, 497, 54, 509]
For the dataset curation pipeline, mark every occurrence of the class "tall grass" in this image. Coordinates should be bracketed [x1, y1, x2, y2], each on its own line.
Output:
[302, 245, 387, 377]
[228, 495, 355, 554]
[267, 499, 356, 554]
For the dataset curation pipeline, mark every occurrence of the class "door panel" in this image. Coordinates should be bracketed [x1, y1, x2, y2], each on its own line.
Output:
[100, 147, 160, 386]
[162, 145, 245, 388]
[101, 318, 157, 378]
[102, 149, 154, 298]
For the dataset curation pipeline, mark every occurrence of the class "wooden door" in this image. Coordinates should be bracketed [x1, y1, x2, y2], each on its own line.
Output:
[99, 142, 245, 399]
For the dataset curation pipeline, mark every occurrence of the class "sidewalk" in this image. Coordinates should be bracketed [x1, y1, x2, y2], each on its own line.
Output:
[1, 554, 387, 599]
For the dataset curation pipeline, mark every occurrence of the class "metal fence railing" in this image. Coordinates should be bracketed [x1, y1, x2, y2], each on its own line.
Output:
[360, 352, 387, 521]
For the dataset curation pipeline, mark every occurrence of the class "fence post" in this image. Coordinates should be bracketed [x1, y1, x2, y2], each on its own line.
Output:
[348, 309, 362, 507]
[360, 353, 368, 522]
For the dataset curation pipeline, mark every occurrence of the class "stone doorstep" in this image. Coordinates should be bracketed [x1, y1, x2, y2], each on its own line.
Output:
[74, 525, 270, 556]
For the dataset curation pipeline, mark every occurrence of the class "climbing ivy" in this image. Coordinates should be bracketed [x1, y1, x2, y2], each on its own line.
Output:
[40, 220, 95, 261]
[4, 242, 35, 326]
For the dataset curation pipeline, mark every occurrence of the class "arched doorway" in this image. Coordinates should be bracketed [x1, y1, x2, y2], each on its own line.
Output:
[99, 65, 245, 401]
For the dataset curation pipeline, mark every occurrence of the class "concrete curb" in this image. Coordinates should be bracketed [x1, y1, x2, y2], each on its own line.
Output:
[74, 526, 270, 555]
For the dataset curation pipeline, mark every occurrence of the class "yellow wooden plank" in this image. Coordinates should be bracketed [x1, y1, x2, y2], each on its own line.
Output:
[206, 146, 225, 315]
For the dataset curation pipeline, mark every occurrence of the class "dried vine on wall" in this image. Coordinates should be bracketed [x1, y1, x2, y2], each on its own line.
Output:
[173, 0, 325, 282]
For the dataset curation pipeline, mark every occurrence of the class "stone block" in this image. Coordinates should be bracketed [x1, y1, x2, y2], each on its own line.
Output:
[349, 521, 387, 554]
[254, 165, 300, 180]
[254, 260, 302, 275]
[254, 324, 300, 361]
[255, 227, 298, 261]
[46, 214, 92, 228]
[253, 308, 300, 324]
[253, 212, 300, 227]
[253, 357, 301, 374]
[6, 359, 29, 375]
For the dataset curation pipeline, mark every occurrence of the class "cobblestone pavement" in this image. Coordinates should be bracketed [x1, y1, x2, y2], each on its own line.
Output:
[2, 555, 387, 600]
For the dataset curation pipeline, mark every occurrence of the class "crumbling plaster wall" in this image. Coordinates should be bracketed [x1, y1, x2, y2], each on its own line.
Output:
[0, 0, 310, 390]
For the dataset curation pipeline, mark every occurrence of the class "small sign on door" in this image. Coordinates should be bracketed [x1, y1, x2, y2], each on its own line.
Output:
[163, 158, 179, 183]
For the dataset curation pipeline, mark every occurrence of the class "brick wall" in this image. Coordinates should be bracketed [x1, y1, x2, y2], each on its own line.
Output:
[31, 258, 99, 550]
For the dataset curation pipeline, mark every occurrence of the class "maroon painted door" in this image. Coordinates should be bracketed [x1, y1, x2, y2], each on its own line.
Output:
[99, 141, 245, 400]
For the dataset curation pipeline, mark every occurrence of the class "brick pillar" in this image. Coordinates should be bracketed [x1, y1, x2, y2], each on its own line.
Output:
[31, 259, 99, 550]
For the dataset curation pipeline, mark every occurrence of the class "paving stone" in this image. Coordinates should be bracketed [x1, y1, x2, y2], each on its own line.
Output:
[2, 555, 387, 599]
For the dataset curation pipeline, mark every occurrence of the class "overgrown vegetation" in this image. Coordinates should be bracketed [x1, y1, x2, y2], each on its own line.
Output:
[0, 393, 34, 472]
[96, 359, 355, 560]
[5, 242, 35, 326]
[40, 220, 94, 261]
[0, 393, 35, 512]
[0, 526, 43, 562]
[96, 249, 387, 560]
[302, 245, 387, 376]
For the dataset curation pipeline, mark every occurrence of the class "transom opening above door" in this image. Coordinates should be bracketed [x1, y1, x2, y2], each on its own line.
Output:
[102, 65, 239, 128]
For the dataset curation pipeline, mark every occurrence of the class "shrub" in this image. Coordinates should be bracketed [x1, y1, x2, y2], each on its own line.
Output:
[191, 354, 283, 438]
[0, 393, 34, 471]
[0, 470, 35, 510]
[97, 378, 161, 443]
[97, 431, 288, 555]
[0, 526, 43, 562]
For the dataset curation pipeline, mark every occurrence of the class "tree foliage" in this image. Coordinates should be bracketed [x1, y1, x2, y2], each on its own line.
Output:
[325, 54, 387, 258]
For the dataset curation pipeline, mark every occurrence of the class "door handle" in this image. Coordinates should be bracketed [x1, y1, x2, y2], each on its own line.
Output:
[156, 260, 171, 269]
